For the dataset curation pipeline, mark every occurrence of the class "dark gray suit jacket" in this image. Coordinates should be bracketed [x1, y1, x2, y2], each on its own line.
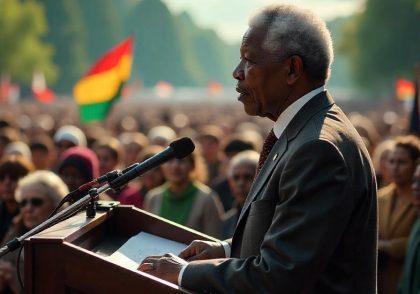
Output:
[182, 92, 377, 293]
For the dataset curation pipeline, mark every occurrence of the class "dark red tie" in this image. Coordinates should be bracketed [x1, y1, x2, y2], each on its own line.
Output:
[256, 129, 277, 175]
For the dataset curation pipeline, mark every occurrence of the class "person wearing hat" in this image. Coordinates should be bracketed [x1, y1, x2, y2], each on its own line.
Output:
[56, 146, 110, 202]
[53, 125, 87, 164]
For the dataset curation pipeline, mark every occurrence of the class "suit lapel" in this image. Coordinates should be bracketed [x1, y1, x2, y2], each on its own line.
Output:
[235, 91, 335, 227]
[237, 136, 287, 221]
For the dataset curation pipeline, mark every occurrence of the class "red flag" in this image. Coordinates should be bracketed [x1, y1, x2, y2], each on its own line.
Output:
[32, 70, 55, 103]
[0, 75, 20, 103]
[155, 81, 173, 98]
[208, 80, 223, 96]
[395, 79, 415, 101]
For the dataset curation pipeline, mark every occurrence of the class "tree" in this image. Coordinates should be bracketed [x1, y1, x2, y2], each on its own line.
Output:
[0, 0, 56, 87]
[126, 0, 198, 86]
[341, 0, 420, 91]
[175, 12, 237, 86]
[126, 0, 238, 87]
[77, 0, 122, 64]
[40, 0, 87, 93]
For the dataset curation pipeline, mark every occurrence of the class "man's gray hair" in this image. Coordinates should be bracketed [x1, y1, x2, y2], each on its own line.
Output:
[249, 4, 334, 82]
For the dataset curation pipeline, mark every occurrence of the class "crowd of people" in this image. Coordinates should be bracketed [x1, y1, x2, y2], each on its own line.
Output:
[0, 99, 418, 293]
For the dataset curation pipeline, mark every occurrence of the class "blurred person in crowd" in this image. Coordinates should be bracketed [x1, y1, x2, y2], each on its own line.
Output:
[373, 139, 395, 189]
[198, 125, 224, 184]
[144, 148, 223, 237]
[0, 127, 19, 159]
[118, 131, 149, 166]
[0, 118, 14, 130]
[147, 125, 176, 146]
[3, 141, 32, 163]
[53, 125, 87, 163]
[378, 135, 420, 294]
[0, 170, 68, 293]
[0, 155, 34, 244]
[139, 5, 377, 293]
[94, 137, 125, 175]
[398, 159, 420, 294]
[93, 137, 142, 208]
[236, 129, 263, 153]
[29, 135, 56, 170]
[82, 125, 110, 149]
[56, 146, 111, 202]
[136, 145, 166, 208]
[220, 150, 259, 239]
[349, 112, 380, 156]
[211, 135, 256, 211]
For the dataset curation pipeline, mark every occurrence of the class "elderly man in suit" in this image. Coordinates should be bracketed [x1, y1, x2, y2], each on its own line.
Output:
[139, 4, 377, 293]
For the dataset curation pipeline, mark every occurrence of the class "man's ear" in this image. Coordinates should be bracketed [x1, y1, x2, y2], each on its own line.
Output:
[286, 55, 304, 85]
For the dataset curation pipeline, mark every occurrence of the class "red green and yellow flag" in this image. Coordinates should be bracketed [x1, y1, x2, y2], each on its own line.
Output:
[74, 37, 134, 122]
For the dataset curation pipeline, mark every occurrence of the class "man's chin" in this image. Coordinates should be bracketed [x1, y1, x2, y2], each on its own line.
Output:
[242, 104, 261, 117]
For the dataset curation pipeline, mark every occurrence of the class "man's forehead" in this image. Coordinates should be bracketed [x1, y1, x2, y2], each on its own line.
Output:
[241, 30, 250, 47]
[241, 27, 265, 48]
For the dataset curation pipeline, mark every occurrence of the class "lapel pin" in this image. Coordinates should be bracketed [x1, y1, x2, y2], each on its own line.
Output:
[273, 153, 278, 161]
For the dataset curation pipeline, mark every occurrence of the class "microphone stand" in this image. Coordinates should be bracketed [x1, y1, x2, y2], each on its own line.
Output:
[0, 183, 112, 258]
[0, 136, 195, 258]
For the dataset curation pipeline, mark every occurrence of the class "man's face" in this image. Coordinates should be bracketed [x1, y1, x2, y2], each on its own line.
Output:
[233, 26, 291, 121]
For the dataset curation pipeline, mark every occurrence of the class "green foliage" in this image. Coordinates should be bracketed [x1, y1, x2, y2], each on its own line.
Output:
[340, 0, 420, 90]
[0, 0, 247, 91]
[0, 0, 56, 86]
[126, 0, 197, 86]
[77, 0, 122, 64]
[126, 0, 237, 87]
[175, 12, 237, 86]
[326, 17, 355, 88]
[40, 0, 88, 93]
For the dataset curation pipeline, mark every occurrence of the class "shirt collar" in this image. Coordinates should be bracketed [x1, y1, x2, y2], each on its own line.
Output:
[273, 86, 326, 138]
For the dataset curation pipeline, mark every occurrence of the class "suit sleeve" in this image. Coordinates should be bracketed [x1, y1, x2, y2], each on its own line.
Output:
[181, 139, 355, 293]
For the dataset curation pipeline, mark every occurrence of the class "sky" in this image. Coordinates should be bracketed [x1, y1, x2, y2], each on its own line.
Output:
[162, 0, 365, 44]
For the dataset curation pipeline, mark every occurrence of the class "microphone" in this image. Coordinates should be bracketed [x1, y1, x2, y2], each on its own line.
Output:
[109, 137, 195, 190]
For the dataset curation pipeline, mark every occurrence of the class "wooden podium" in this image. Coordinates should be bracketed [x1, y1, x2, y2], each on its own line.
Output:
[24, 205, 217, 293]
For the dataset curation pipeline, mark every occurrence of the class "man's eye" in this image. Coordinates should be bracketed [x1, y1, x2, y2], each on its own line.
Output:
[244, 57, 255, 64]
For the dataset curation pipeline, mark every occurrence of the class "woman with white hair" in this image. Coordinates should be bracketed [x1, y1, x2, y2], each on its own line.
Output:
[0, 170, 68, 293]
[220, 150, 259, 239]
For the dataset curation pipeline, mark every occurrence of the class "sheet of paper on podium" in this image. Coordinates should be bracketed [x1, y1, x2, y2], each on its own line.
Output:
[106, 232, 187, 270]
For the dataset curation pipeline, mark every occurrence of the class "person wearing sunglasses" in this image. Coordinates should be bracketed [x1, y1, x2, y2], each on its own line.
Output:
[0, 170, 68, 293]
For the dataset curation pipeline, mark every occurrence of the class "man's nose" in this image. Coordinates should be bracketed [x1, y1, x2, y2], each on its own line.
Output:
[233, 62, 244, 80]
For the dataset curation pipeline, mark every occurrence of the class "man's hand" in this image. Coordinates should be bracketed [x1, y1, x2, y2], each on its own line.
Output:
[138, 253, 187, 285]
[179, 240, 225, 261]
